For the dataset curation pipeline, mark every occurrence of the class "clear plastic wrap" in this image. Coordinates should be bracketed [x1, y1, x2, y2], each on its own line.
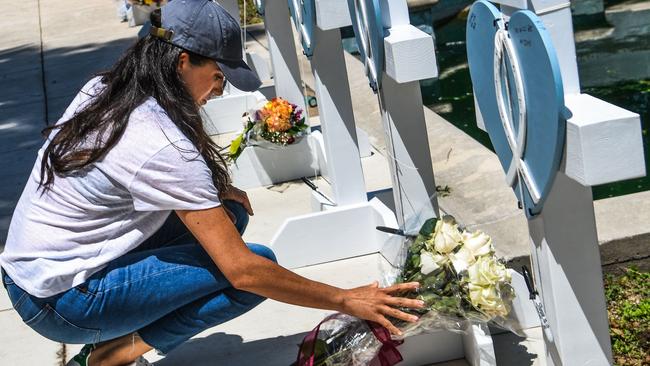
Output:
[384, 215, 521, 339]
[295, 202, 523, 365]
[294, 314, 385, 366]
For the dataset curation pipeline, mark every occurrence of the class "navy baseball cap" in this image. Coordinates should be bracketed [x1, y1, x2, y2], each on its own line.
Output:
[152, 0, 261, 91]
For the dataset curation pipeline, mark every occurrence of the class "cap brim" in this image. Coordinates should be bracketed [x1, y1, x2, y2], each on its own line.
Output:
[216, 59, 262, 92]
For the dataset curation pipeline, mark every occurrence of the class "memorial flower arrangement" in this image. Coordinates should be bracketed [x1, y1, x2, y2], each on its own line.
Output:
[228, 97, 308, 162]
[294, 216, 517, 366]
[394, 216, 513, 322]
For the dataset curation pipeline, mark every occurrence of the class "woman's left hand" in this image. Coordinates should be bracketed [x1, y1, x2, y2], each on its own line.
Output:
[220, 185, 254, 216]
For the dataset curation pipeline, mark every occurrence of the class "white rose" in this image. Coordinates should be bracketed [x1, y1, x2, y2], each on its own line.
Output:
[450, 246, 475, 273]
[468, 283, 509, 318]
[467, 256, 510, 287]
[420, 251, 447, 275]
[419, 252, 439, 275]
[462, 230, 493, 258]
[430, 216, 462, 254]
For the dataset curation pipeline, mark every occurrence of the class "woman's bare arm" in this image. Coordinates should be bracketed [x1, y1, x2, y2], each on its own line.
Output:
[176, 206, 424, 335]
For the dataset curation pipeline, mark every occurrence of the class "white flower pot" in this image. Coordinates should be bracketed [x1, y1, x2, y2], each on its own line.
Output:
[229, 132, 323, 189]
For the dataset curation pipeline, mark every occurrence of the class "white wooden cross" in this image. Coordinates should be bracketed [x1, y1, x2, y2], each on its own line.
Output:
[294, 0, 368, 207]
[255, 0, 309, 115]
[468, 1, 646, 364]
[254, 0, 397, 269]
[349, 0, 441, 231]
[346, 1, 517, 365]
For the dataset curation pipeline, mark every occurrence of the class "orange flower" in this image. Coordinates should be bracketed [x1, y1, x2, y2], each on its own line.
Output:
[261, 98, 294, 132]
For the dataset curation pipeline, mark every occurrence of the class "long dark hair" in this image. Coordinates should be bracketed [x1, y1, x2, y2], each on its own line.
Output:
[39, 12, 230, 193]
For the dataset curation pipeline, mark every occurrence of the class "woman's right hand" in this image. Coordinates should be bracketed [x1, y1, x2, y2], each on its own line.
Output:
[339, 281, 425, 335]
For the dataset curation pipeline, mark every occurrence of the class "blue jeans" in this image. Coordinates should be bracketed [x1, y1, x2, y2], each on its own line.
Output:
[1, 201, 276, 353]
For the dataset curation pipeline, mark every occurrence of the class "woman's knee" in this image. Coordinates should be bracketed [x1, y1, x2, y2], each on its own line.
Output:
[246, 244, 277, 263]
[227, 288, 267, 309]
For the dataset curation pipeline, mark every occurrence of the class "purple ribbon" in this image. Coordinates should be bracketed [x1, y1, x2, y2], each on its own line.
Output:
[296, 313, 341, 366]
[296, 315, 403, 366]
[367, 321, 404, 366]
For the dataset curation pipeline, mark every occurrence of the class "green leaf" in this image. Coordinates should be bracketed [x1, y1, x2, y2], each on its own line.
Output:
[410, 237, 426, 253]
[419, 218, 438, 236]
[405, 272, 424, 284]
[287, 123, 309, 135]
[410, 254, 421, 268]
[228, 133, 245, 162]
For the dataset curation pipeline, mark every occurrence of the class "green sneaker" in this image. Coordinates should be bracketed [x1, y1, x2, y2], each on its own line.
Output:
[66, 344, 95, 366]
[66, 344, 152, 366]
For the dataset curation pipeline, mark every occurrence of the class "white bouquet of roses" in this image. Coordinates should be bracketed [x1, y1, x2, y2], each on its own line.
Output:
[294, 215, 520, 366]
[393, 215, 516, 338]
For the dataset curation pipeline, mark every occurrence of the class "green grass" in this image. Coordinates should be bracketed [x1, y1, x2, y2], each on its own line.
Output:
[237, 0, 263, 25]
[604, 267, 650, 365]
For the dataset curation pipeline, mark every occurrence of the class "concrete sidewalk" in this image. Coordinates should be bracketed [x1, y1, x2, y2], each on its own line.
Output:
[0, 1, 140, 364]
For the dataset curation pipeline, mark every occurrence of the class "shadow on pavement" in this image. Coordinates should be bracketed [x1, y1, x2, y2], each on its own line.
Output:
[493, 331, 538, 366]
[156, 329, 539, 365]
[0, 38, 136, 248]
[154, 331, 306, 366]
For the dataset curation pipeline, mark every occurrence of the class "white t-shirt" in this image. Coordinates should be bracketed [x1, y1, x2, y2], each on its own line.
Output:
[0, 77, 222, 298]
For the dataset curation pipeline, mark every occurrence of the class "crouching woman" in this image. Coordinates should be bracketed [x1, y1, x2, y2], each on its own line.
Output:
[0, 2, 423, 365]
